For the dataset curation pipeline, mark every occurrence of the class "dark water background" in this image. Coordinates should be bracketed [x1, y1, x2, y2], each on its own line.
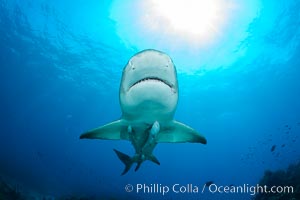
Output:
[0, 0, 299, 199]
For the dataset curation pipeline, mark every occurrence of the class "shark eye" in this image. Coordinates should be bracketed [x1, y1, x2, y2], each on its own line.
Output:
[131, 64, 135, 70]
[128, 61, 135, 70]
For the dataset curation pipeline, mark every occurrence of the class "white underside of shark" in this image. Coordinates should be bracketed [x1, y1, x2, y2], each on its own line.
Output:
[80, 49, 207, 175]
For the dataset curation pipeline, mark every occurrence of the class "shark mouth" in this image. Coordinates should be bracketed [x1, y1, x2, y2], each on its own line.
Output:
[130, 77, 173, 89]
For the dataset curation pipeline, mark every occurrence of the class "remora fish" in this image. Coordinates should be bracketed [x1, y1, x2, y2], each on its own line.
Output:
[80, 49, 207, 175]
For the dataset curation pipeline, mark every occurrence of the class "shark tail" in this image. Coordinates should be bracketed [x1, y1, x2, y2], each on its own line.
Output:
[135, 162, 142, 172]
[113, 149, 133, 175]
[134, 155, 160, 172]
[149, 155, 160, 165]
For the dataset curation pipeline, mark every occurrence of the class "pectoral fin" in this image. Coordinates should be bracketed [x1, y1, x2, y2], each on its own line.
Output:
[157, 120, 207, 144]
[80, 120, 129, 140]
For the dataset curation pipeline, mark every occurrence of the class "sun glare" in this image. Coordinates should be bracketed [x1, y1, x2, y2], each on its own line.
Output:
[110, 0, 260, 72]
[141, 0, 231, 46]
[154, 0, 218, 35]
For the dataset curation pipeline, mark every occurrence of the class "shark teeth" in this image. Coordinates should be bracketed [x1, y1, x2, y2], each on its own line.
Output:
[130, 77, 173, 89]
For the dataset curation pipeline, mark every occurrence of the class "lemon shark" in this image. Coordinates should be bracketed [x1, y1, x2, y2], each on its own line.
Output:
[80, 49, 207, 175]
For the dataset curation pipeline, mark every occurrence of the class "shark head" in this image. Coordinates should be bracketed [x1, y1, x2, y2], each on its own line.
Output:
[120, 49, 178, 122]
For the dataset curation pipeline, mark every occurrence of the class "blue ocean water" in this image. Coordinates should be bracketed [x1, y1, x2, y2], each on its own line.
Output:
[0, 0, 300, 199]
